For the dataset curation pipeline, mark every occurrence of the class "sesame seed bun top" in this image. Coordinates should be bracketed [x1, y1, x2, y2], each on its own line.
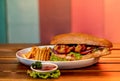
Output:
[50, 33, 112, 47]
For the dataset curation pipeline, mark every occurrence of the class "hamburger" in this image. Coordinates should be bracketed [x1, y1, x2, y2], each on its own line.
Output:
[50, 33, 112, 61]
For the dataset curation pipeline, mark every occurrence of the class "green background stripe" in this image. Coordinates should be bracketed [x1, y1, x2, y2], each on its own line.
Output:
[0, 0, 7, 43]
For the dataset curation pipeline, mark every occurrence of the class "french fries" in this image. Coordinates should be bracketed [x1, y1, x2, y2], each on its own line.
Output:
[21, 46, 51, 61]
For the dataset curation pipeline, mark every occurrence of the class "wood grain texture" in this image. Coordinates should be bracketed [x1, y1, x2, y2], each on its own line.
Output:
[0, 43, 120, 81]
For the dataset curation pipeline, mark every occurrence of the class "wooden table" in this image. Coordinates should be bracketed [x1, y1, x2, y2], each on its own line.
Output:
[0, 43, 120, 81]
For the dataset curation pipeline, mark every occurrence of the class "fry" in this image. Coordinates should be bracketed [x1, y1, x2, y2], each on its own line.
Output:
[38, 48, 42, 60]
[34, 48, 39, 60]
[44, 48, 47, 61]
[25, 47, 36, 58]
[25, 51, 31, 59]
[22, 46, 51, 61]
[21, 54, 27, 58]
[41, 47, 46, 60]
[44, 47, 48, 60]
[45, 48, 50, 61]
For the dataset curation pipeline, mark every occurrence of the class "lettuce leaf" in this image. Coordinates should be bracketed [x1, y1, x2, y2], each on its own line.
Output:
[50, 52, 82, 61]
[68, 52, 82, 60]
[50, 53, 67, 61]
[27, 70, 60, 79]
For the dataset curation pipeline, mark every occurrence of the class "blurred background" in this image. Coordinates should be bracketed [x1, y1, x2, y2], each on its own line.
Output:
[0, 0, 120, 44]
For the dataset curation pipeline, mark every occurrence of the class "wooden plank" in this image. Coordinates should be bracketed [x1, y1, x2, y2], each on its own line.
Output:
[0, 52, 16, 58]
[103, 50, 120, 58]
[99, 58, 120, 63]
[1, 57, 120, 63]
[0, 58, 18, 64]
[0, 44, 39, 52]
[0, 71, 119, 81]
[0, 63, 120, 72]
[0, 64, 29, 72]
[0, 57, 120, 64]
[0, 44, 120, 81]
[112, 43, 120, 49]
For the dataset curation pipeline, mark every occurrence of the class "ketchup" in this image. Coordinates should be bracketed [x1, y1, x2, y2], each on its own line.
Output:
[36, 64, 56, 71]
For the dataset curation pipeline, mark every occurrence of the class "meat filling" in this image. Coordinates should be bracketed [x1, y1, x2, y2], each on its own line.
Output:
[53, 44, 108, 55]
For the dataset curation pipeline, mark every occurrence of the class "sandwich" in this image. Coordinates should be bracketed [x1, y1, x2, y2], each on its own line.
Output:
[50, 33, 112, 61]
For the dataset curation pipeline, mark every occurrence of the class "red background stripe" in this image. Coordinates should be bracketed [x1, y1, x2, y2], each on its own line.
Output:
[39, 0, 120, 44]
[39, 0, 71, 44]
